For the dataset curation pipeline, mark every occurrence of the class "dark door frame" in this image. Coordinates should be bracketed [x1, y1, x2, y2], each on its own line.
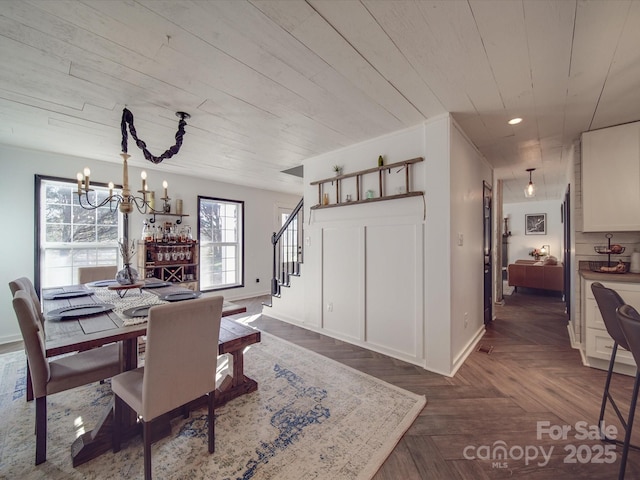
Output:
[483, 181, 493, 325]
[563, 184, 571, 314]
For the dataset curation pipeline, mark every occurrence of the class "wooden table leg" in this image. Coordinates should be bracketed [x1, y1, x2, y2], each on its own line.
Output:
[214, 349, 258, 407]
[71, 339, 141, 467]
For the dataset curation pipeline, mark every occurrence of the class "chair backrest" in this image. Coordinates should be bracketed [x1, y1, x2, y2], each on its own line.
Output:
[12, 290, 50, 398]
[591, 282, 628, 350]
[617, 304, 640, 367]
[142, 295, 224, 421]
[9, 277, 45, 330]
[78, 265, 117, 284]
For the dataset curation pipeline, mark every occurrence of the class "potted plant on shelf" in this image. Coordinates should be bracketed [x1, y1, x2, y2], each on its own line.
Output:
[332, 165, 343, 176]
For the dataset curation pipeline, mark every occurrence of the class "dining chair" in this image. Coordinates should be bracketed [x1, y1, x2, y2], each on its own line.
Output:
[78, 265, 117, 284]
[590, 282, 639, 448]
[9, 277, 45, 328]
[9, 277, 46, 403]
[112, 295, 224, 480]
[616, 304, 640, 480]
[12, 290, 122, 465]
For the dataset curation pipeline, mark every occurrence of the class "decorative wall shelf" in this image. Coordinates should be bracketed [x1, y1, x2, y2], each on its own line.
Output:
[310, 157, 424, 210]
[147, 212, 189, 224]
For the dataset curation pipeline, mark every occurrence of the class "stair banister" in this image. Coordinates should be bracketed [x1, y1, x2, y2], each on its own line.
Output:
[271, 197, 304, 296]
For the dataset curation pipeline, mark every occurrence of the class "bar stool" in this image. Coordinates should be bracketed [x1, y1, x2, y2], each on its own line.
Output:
[591, 283, 639, 448]
[616, 304, 640, 479]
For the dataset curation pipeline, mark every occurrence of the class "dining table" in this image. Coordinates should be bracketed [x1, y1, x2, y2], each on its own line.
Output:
[41, 279, 261, 467]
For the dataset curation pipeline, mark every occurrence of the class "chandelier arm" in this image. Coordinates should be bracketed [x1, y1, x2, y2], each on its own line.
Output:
[120, 108, 188, 164]
[77, 192, 114, 210]
[130, 195, 152, 213]
[108, 194, 126, 214]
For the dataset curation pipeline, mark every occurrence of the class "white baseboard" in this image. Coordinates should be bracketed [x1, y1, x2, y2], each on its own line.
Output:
[0, 334, 22, 346]
[450, 325, 486, 377]
[566, 322, 580, 349]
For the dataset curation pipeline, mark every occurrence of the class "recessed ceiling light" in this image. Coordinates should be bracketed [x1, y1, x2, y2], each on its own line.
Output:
[508, 117, 523, 125]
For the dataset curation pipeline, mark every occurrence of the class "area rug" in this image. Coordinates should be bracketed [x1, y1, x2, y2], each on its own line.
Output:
[0, 333, 426, 479]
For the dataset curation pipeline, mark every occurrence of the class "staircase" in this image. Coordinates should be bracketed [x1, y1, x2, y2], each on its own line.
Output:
[265, 198, 303, 307]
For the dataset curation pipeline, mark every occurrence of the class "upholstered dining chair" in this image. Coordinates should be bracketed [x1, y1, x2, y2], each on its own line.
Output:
[616, 304, 640, 480]
[10, 277, 47, 402]
[590, 282, 637, 447]
[112, 295, 224, 480]
[9, 277, 45, 328]
[12, 290, 122, 465]
[77, 265, 117, 284]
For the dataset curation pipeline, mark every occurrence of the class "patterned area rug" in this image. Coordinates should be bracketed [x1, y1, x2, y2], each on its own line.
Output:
[0, 333, 426, 479]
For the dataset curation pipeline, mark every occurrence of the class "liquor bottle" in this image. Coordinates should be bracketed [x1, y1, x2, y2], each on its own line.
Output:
[142, 221, 149, 241]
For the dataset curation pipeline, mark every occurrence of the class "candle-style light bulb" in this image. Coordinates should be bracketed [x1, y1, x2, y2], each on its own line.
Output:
[108, 181, 114, 197]
[83, 167, 91, 191]
[162, 180, 168, 198]
[141, 170, 147, 191]
[76, 172, 83, 193]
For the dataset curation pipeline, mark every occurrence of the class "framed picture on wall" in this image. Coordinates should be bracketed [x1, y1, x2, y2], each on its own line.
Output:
[525, 213, 546, 235]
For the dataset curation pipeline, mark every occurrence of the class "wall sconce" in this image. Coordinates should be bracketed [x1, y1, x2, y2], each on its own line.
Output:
[503, 217, 512, 237]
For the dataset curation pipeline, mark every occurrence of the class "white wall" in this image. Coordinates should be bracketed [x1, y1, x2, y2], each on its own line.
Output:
[269, 115, 492, 376]
[423, 116, 453, 374]
[0, 145, 300, 344]
[300, 124, 427, 366]
[504, 200, 563, 264]
[449, 121, 493, 369]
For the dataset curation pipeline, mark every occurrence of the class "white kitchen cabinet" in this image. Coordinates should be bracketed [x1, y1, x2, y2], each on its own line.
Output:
[581, 278, 639, 376]
[581, 121, 640, 232]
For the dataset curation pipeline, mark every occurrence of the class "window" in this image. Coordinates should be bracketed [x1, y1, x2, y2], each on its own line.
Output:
[280, 210, 299, 265]
[198, 196, 244, 291]
[36, 176, 123, 289]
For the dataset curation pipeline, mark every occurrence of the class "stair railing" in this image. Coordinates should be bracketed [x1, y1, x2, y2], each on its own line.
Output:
[271, 198, 303, 296]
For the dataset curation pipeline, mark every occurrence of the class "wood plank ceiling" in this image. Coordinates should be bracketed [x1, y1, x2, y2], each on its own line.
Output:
[0, 0, 639, 203]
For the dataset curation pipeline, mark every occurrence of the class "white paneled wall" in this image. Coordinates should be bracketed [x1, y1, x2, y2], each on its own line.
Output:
[365, 223, 423, 358]
[269, 115, 492, 375]
[322, 226, 362, 341]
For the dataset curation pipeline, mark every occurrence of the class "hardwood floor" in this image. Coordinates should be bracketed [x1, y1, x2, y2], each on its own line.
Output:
[246, 293, 640, 479]
[4, 292, 640, 478]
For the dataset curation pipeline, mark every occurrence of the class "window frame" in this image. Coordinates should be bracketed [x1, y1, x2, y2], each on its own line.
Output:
[35, 174, 126, 293]
[197, 195, 245, 292]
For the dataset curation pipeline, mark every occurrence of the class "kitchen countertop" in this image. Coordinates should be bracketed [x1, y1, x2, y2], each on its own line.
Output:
[579, 268, 640, 283]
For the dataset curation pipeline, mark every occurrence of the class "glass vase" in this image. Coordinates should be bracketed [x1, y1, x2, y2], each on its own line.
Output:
[116, 264, 139, 285]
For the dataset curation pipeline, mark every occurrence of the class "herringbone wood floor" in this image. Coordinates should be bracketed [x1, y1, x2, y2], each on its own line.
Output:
[3, 292, 640, 478]
[246, 292, 640, 479]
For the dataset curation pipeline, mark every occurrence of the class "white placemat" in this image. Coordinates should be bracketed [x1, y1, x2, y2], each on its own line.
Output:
[89, 287, 166, 326]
